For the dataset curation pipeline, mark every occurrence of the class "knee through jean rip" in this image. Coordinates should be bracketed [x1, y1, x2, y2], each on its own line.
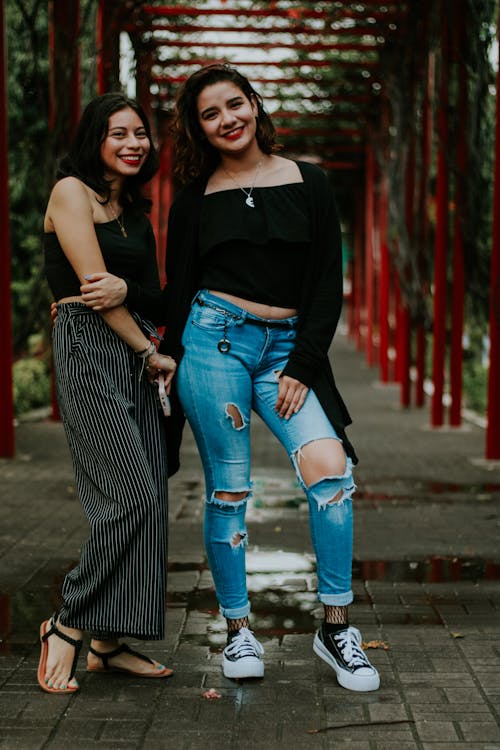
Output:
[207, 488, 252, 511]
[308, 473, 356, 510]
[292, 441, 356, 510]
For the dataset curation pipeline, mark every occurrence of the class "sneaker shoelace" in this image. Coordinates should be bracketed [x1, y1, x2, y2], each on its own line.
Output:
[226, 627, 264, 659]
[334, 627, 371, 669]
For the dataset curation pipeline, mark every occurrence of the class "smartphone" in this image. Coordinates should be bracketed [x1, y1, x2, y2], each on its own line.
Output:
[157, 373, 171, 417]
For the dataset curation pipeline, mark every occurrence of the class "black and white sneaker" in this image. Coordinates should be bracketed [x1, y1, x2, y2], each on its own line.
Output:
[222, 627, 264, 679]
[313, 625, 380, 691]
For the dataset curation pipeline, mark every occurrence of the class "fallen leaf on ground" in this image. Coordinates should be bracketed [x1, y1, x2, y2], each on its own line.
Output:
[362, 640, 390, 650]
[202, 688, 222, 700]
[450, 632, 464, 639]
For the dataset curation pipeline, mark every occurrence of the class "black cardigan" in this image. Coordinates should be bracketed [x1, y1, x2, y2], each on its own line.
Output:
[160, 160, 357, 476]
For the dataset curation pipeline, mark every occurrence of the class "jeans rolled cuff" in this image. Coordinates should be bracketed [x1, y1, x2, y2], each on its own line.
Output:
[318, 590, 353, 607]
[219, 603, 251, 619]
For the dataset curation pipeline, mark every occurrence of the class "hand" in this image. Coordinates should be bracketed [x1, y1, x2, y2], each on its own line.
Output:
[50, 301, 58, 324]
[275, 374, 309, 420]
[80, 272, 127, 310]
[146, 351, 177, 392]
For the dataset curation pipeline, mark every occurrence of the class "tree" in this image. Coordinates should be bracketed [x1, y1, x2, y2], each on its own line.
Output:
[7, 0, 97, 357]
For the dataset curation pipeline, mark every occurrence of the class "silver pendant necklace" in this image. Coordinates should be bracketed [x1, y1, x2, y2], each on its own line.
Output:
[108, 202, 127, 238]
[222, 157, 264, 208]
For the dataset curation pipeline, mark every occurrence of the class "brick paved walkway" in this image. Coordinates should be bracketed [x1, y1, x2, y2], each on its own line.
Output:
[1, 333, 499, 749]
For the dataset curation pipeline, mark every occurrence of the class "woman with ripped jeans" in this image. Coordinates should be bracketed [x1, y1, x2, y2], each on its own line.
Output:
[163, 65, 380, 692]
[85, 65, 380, 691]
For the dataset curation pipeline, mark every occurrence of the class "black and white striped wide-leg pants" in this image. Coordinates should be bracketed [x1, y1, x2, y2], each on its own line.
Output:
[52, 303, 168, 640]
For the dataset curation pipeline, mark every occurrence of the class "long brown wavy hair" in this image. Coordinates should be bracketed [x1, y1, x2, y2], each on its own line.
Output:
[171, 63, 280, 185]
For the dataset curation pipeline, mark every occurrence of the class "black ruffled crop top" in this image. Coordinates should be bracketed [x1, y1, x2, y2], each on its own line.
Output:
[199, 183, 311, 308]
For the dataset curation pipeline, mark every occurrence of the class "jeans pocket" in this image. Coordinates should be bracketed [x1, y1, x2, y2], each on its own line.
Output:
[190, 305, 240, 332]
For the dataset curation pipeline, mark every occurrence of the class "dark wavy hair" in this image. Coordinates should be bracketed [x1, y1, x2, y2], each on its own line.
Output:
[56, 92, 159, 211]
[172, 63, 280, 185]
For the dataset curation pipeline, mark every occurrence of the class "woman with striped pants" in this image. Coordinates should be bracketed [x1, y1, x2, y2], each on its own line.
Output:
[39, 93, 175, 694]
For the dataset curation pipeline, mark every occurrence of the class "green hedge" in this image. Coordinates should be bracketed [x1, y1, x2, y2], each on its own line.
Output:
[13, 356, 51, 416]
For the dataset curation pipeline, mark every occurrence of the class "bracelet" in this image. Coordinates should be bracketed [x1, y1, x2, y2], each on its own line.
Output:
[136, 341, 156, 359]
[136, 341, 156, 380]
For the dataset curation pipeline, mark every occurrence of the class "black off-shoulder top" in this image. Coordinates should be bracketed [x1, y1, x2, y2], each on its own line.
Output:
[199, 183, 311, 308]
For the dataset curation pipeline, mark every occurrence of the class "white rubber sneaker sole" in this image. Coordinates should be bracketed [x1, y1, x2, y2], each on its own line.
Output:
[222, 654, 264, 679]
[313, 633, 380, 692]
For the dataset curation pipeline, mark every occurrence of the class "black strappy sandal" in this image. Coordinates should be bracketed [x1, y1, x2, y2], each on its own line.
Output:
[87, 642, 173, 678]
[37, 618, 82, 694]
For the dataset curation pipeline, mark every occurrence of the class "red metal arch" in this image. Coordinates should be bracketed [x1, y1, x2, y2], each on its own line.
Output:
[1, 0, 499, 459]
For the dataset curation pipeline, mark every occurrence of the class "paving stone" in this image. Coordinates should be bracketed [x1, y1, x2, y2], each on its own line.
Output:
[0, 692, 27, 718]
[367, 702, 410, 722]
[0, 737, 49, 750]
[477, 673, 500, 688]
[399, 672, 476, 687]
[443, 686, 488, 703]
[414, 720, 460, 741]
[430, 658, 470, 673]
[49, 719, 104, 739]
[398, 687, 444, 706]
[459, 721, 500, 741]
[411, 704, 492, 720]
[100, 720, 149, 741]
[47, 742, 139, 750]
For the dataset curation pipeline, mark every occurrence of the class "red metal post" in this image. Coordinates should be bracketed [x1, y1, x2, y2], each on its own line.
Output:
[364, 144, 376, 367]
[449, 10, 467, 427]
[400, 122, 416, 407]
[149, 169, 161, 256]
[415, 52, 435, 408]
[398, 306, 411, 405]
[49, 0, 80, 144]
[96, 0, 120, 94]
[394, 270, 404, 382]
[354, 189, 365, 351]
[149, 123, 174, 286]
[486, 3, 500, 458]
[346, 254, 355, 339]
[158, 136, 173, 286]
[48, 0, 80, 421]
[135, 38, 153, 121]
[0, 0, 14, 457]
[431, 8, 450, 427]
[379, 169, 390, 382]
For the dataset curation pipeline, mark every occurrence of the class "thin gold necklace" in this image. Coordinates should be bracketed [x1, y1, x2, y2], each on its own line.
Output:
[108, 202, 127, 238]
[221, 157, 264, 208]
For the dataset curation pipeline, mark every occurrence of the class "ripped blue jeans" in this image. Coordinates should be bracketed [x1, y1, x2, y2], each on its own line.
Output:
[177, 290, 355, 619]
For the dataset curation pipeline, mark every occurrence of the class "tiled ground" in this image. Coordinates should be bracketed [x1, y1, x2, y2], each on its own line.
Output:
[1, 334, 499, 749]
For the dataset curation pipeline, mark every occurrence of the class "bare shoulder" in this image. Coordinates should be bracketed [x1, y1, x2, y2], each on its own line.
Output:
[45, 177, 94, 231]
[263, 155, 303, 185]
[50, 176, 93, 205]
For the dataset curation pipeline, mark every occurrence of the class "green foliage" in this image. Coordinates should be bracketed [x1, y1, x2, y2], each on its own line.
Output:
[13, 355, 51, 416]
[463, 359, 488, 414]
[461, 0, 497, 323]
[6, 0, 98, 358]
[6, 0, 52, 355]
[462, 320, 490, 414]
